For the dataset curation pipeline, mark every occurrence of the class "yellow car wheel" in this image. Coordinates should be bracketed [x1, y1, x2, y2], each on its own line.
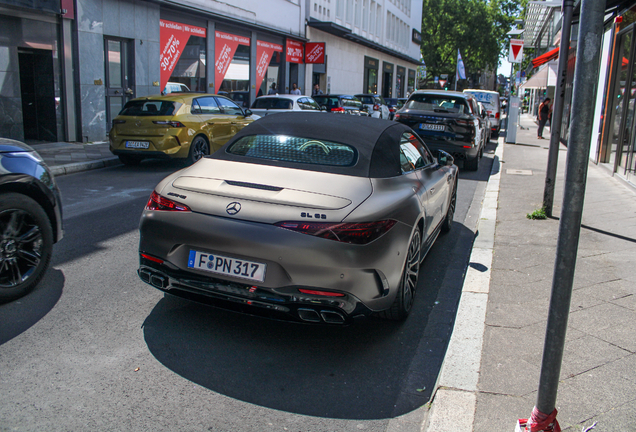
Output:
[186, 136, 209, 165]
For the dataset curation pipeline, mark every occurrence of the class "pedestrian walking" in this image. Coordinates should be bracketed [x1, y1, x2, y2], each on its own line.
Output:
[537, 97, 551, 139]
[268, 83, 278, 95]
[312, 84, 323, 96]
[290, 83, 301, 95]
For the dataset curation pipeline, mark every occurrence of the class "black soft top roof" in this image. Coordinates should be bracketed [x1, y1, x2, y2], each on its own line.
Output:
[211, 112, 413, 178]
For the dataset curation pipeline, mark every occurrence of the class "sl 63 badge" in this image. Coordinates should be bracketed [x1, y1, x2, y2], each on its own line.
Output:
[301, 212, 326, 219]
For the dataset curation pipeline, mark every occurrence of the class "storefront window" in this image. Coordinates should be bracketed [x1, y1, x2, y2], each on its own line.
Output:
[363, 56, 379, 94]
[256, 40, 283, 96]
[214, 30, 250, 94]
[170, 36, 206, 92]
[220, 44, 250, 93]
[159, 20, 207, 94]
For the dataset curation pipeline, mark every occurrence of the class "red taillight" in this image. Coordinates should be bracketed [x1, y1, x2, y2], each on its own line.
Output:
[373, 104, 380, 111]
[495, 112, 500, 119]
[456, 119, 473, 126]
[389, 107, 396, 112]
[146, 191, 191, 211]
[274, 220, 397, 245]
[298, 289, 345, 297]
[395, 113, 401, 120]
[152, 120, 186, 127]
[141, 253, 164, 264]
[331, 107, 346, 113]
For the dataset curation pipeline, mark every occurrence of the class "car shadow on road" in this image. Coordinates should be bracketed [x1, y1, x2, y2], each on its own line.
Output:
[0, 269, 64, 345]
[142, 222, 476, 420]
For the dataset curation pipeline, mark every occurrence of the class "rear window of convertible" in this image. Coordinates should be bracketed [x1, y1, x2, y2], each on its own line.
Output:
[227, 135, 357, 166]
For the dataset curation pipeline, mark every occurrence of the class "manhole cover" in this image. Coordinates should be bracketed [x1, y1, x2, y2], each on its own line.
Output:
[506, 169, 533, 175]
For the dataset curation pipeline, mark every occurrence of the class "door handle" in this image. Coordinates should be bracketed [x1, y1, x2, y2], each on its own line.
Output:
[125, 88, 133, 95]
[114, 90, 120, 94]
[429, 187, 435, 194]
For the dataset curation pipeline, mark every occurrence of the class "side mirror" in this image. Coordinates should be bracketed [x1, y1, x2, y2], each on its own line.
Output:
[438, 150, 454, 167]
[244, 109, 253, 117]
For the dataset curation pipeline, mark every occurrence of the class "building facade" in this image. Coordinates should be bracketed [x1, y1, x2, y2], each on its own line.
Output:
[524, 0, 636, 187]
[0, 0, 422, 144]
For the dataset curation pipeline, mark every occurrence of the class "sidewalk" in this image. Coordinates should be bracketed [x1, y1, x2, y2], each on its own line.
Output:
[425, 114, 636, 431]
[29, 141, 119, 176]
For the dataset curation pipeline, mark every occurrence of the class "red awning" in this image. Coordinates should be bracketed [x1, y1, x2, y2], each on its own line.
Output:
[532, 47, 560, 68]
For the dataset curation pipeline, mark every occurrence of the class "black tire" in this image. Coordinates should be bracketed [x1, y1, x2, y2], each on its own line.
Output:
[379, 226, 421, 321]
[186, 136, 209, 165]
[441, 182, 457, 234]
[0, 193, 54, 302]
[118, 154, 142, 166]
[464, 154, 480, 171]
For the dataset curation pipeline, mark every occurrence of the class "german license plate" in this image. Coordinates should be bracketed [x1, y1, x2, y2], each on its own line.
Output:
[187, 250, 266, 282]
[125, 141, 150, 149]
[420, 123, 444, 131]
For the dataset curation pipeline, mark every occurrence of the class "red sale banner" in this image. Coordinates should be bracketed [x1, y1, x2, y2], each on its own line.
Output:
[215, 31, 251, 93]
[255, 40, 283, 93]
[304, 42, 325, 64]
[286, 39, 304, 64]
[159, 20, 207, 91]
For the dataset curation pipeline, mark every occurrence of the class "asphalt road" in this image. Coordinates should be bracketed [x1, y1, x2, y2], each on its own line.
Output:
[0, 144, 495, 431]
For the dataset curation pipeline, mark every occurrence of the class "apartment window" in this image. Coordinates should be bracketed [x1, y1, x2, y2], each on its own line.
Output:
[315, 3, 317, 11]
[336, 0, 344, 18]
[386, 12, 390, 39]
[355, 0, 361, 27]
[376, 5, 382, 36]
[370, 1, 376, 35]
[327, 9, 330, 17]
[362, 0, 368, 31]
[347, 0, 353, 22]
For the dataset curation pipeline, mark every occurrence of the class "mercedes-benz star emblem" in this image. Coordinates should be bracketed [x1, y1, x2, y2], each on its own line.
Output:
[226, 202, 241, 215]
[135, 120, 142, 127]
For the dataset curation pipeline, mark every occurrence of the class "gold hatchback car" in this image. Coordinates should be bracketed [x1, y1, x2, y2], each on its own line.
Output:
[109, 93, 256, 165]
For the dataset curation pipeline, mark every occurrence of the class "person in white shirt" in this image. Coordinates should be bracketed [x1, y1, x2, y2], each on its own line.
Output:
[290, 83, 301, 95]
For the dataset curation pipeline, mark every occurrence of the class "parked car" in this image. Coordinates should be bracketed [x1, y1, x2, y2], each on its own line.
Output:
[395, 90, 485, 171]
[397, 98, 408, 110]
[229, 91, 250, 108]
[463, 89, 502, 138]
[250, 95, 324, 116]
[163, 82, 190, 95]
[0, 138, 63, 302]
[385, 98, 398, 120]
[354, 94, 391, 119]
[477, 102, 492, 143]
[312, 94, 366, 115]
[109, 93, 256, 166]
[137, 112, 458, 324]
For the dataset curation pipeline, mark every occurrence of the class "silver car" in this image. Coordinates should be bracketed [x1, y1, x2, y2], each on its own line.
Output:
[250, 95, 324, 117]
[138, 113, 458, 324]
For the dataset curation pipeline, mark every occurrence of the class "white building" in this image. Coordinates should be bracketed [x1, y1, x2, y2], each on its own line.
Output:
[0, 0, 423, 142]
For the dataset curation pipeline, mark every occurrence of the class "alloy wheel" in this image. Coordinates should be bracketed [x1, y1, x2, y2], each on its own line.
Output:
[401, 228, 421, 312]
[0, 209, 43, 288]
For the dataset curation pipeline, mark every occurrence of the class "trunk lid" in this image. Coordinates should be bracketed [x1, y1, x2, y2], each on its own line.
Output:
[160, 158, 373, 224]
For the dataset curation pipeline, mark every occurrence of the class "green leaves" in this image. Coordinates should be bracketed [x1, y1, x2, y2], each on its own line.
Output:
[420, 0, 522, 86]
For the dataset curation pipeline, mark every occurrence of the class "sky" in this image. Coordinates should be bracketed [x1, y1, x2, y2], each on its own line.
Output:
[498, 55, 513, 77]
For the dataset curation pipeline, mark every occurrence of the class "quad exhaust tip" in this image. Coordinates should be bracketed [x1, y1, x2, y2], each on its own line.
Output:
[298, 308, 345, 324]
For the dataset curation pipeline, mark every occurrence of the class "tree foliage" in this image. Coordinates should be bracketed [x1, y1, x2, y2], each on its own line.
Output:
[420, 0, 523, 87]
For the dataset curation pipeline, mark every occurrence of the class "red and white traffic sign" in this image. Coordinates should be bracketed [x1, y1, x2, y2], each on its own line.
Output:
[509, 39, 524, 63]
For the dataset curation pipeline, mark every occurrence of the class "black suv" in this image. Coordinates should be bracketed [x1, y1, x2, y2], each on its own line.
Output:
[312, 94, 365, 115]
[0, 138, 63, 301]
[395, 90, 486, 170]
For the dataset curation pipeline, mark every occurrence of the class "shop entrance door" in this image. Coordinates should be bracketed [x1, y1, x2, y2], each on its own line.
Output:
[105, 38, 134, 129]
[18, 48, 57, 142]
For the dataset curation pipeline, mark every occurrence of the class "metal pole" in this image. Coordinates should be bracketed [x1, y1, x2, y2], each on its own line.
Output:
[535, 0, 605, 416]
[542, 0, 575, 217]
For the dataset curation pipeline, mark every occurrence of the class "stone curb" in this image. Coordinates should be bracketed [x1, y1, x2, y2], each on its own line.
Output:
[49, 157, 121, 176]
[422, 139, 504, 432]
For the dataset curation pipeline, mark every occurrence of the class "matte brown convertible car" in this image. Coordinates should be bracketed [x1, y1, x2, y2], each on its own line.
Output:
[137, 113, 458, 324]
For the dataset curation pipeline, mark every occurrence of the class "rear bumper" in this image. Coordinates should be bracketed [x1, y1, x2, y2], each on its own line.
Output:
[421, 141, 479, 161]
[138, 261, 372, 325]
[138, 210, 413, 318]
[109, 135, 190, 159]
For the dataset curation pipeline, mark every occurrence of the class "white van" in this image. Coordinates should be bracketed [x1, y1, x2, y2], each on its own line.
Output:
[463, 89, 502, 137]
